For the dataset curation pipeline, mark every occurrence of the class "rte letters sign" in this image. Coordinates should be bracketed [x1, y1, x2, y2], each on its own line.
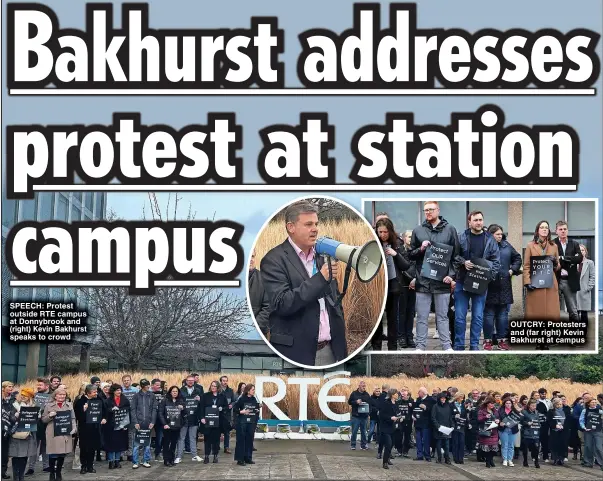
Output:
[255, 372, 351, 421]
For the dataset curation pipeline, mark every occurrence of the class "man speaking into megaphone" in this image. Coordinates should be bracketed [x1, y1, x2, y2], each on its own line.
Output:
[260, 200, 348, 367]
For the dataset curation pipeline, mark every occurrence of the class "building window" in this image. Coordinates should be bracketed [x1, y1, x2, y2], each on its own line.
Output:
[85, 193, 94, 212]
[38, 193, 54, 221]
[19, 198, 37, 221]
[436, 201, 467, 233]
[56, 196, 69, 221]
[468, 201, 508, 231]
[2, 198, 17, 228]
[242, 356, 263, 370]
[522, 201, 564, 233]
[373, 201, 421, 234]
[567, 201, 595, 232]
[220, 356, 242, 370]
[94, 194, 106, 219]
[35, 288, 50, 301]
[71, 206, 81, 222]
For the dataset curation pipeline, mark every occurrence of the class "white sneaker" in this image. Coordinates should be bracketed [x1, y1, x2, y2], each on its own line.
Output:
[174, 458, 181, 464]
[508, 460, 514, 467]
[191, 456, 202, 462]
[433, 331, 440, 339]
[132, 464, 139, 469]
[141, 462, 151, 468]
[503, 460, 508, 466]
[563, 458, 568, 462]
[415, 348, 424, 352]
[444, 348, 454, 352]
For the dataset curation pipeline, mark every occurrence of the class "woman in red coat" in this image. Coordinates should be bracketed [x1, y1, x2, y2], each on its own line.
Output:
[477, 397, 500, 468]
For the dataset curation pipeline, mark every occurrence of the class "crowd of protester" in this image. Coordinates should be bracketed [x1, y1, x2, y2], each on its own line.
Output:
[348, 381, 603, 471]
[1, 374, 260, 481]
[370, 202, 596, 351]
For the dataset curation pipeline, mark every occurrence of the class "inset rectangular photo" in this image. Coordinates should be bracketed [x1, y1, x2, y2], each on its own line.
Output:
[361, 198, 599, 354]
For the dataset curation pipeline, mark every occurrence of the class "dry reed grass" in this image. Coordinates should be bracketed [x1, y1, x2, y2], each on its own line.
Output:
[253, 219, 386, 354]
[16, 372, 600, 421]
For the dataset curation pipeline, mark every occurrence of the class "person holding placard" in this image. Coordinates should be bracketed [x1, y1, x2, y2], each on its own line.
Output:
[158, 386, 184, 467]
[484, 224, 522, 351]
[234, 384, 259, 466]
[377, 389, 399, 470]
[8, 388, 38, 481]
[451, 393, 468, 464]
[347, 381, 372, 450]
[130, 379, 158, 469]
[74, 384, 106, 474]
[431, 392, 454, 464]
[477, 397, 500, 468]
[371, 218, 412, 351]
[399, 230, 417, 348]
[453, 211, 501, 351]
[409, 201, 461, 351]
[103, 384, 130, 470]
[579, 398, 603, 469]
[29, 378, 51, 476]
[176, 376, 203, 463]
[521, 399, 541, 468]
[546, 397, 567, 466]
[497, 398, 522, 466]
[394, 388, 413, 457]
[412, 387, 435, 461]
[40, 389, 76, 481]
[523, 221, 561, 327]
[1, 381, 15, 480]
[200, 381, 228, 464]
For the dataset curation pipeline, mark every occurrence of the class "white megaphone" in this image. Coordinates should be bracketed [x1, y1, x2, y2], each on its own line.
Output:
[315, 237, 382, 283]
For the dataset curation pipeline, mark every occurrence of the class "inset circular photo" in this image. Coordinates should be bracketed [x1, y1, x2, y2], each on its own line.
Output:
[247, 195, 387, 369]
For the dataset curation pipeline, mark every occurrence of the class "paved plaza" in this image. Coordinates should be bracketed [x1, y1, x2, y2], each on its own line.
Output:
[23, 440, 602, 480]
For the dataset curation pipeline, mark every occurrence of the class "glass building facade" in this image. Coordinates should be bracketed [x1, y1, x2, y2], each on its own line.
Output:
[2, 192, 107, 383]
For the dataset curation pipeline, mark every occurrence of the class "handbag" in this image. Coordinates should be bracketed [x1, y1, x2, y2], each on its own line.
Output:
[12, 431, 30, 440]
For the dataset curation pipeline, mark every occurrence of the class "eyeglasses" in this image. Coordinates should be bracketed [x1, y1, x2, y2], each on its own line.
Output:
[423, 208, 437, 213]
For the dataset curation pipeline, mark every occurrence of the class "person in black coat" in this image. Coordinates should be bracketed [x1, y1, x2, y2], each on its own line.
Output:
[547, 398, 568, 466]
[348, 381, 372, 450]
[554, 221, 583, 321]
[368, 387, 381, 446]
[484, 225, 522, 350]
[399, 231, 417, 348]
[158, 386, 185, 467]
[104, 384, 130, 469]
[249, 250, 271, 336]
[370, 219, 411, 351]
[378, 389, 399, 470]
[200, 382, 228, 464]
[413, 387, 435, 461]
[74, 385, 107, 474]
[394, 389, 414, 457]
[234, 384, 259, 466]
[260, 201, 347, 366]
[431, 393, 454, 464]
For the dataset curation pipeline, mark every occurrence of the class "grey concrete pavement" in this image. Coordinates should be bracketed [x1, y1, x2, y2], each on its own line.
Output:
[22, 440, 602, 480]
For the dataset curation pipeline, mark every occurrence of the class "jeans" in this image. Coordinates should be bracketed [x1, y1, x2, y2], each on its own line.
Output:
[154, 425, 163, 456]
[483, 304, 510, 340]
[583, 431, 603, 467]
[454, 282, 487, 350]
[350, 416, 368, 448]
[435, 438, 450, 461]
[132, 445, 151, 465]
[107, 451, 121, 462]
[177, 425, 198, 458]
[368, 419, 379, 443]
[499, 429, 516, 461]
[559, 279, 579, 321]
[415, 292, 452, 350]
[415, 427, 431, 460]
[451, 430, 465, 462]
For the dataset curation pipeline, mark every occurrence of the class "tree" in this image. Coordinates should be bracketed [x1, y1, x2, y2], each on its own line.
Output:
[81, 286, 249, 370]
[67, 193, 251, 371]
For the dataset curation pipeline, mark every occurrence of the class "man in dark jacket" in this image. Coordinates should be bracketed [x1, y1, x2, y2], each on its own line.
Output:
[261, 200, 347, 366]
[219, 376, 235, 454]
[348, 381, 372, 450]
[453, 211, 500, 351]
[409, 201, 462, 351]
[554, 221, 583, 321]
[131, 379, 158, 468]
[413, 387, 435, 461]
[1, 381, 15, 479]
[249, 250, 271, 336]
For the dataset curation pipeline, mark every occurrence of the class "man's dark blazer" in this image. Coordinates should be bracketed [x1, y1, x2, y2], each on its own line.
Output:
[249, 268, 271, 336]
[260, 239, 347, 366]
[554, 237, 583, 292]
